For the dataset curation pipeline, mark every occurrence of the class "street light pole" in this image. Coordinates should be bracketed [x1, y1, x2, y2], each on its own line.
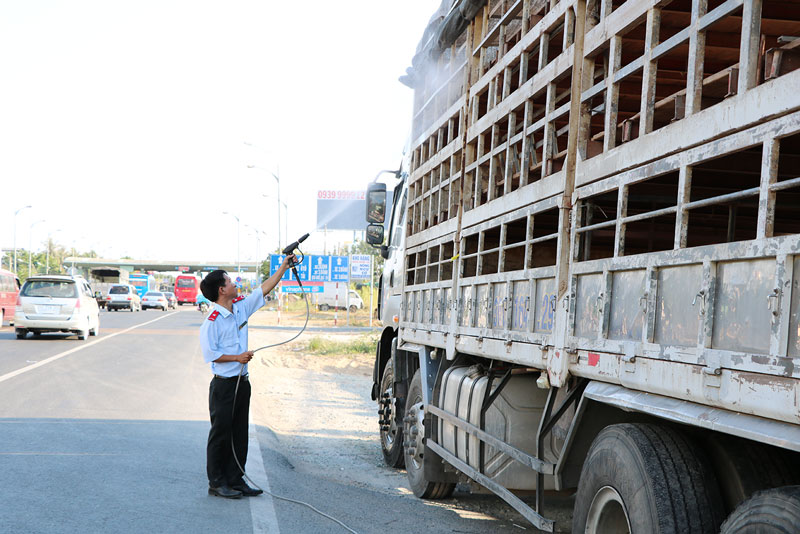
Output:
[28, 219, 45, 275]
[247, 165, 282, 251]
[223, 211, 241, 279]
[13, 205, 32, 274]
[261, 193, 288, 252]
[245, 225, 267, 284]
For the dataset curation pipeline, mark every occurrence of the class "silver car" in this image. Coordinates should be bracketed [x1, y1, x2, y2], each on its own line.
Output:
[107, 284, 142, 312]
[14, 275, 100, 340]
[141, 291, 169, 311]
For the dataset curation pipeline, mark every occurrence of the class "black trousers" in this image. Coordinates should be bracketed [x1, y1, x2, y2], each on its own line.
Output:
[207, 376, 250, 487]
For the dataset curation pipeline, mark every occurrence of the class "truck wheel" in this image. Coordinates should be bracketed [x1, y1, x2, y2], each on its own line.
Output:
[319, 304, 329, 311]
[404, 369, 455, 499]
[720, 486, 800, 533]
[349, 305, 358, 313]
[15, 328, 27, 339]
[378, 359, 404, 468]
[572, 423, 724, 534]
[703, 435, 800, 513]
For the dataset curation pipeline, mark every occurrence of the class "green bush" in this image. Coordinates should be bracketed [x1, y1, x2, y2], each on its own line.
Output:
[301, 334, 379, 355]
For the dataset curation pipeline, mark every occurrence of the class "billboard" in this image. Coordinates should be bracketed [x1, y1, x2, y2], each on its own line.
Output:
[316, 189, 393, 231]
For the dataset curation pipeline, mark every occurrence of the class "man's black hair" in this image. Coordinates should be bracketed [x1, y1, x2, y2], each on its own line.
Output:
[200, 270, 228, 302]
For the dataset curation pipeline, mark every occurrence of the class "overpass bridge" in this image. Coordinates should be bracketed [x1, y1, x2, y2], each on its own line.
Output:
[63, 257, 261, 276]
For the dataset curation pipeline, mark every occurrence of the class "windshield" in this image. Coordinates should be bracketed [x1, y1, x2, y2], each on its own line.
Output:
[22, 280, 78, 298]
[145, 292, 163, 297]
[176, 278, 196, 288]
[109, 286, 130, 294]
[390, 187, 407, 248]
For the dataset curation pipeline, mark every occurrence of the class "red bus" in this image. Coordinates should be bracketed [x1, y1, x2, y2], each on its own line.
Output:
[174, 275, 200, 305]
[0, 268, 21, 326]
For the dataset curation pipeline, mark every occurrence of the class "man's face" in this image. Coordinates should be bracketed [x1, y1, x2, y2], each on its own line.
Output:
[219, 274, 238, 300]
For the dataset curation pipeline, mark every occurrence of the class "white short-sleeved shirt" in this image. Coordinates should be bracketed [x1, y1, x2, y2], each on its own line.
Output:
[199, 290, 266, 377]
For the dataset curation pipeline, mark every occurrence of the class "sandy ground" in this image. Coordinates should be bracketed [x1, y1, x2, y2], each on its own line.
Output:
[247, 328, 410, 496]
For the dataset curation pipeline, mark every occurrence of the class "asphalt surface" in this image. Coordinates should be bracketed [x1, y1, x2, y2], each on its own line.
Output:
[0, 307, 567, 533]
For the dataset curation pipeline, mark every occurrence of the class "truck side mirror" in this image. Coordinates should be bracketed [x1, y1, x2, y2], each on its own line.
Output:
[366, 223, 384, 245]
[366, 183, 387, 224]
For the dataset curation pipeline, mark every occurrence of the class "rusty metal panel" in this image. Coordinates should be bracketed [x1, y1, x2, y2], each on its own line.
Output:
[712, 259, 776, 354]
[476, 284, 490, 329]
[788, 256, 800, 358]
[460, 285, 473, 327]
[654, 265, 703, 347]
[492, 282, 507, 330]
[575, 274, 603, 339]
[443, 287, 452, 326]
[430, 288, 440, 324]
[511, 280, 531, 332]
[405, 291, 416, 323]
[608, 270, 646, 341]
[534, 278, 557, 334]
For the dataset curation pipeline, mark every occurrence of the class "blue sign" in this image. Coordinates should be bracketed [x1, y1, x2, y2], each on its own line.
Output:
[270, 254, 353, 283]
[270, 255, 293, 281]
[330, 256, 349, 282]
[309, 255, 330, 281]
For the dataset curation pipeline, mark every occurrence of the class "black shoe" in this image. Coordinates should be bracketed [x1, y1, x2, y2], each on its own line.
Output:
[208, 485, 243, 499]
[231, 483, 263, 497]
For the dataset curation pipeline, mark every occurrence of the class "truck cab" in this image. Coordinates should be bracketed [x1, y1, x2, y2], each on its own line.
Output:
[366, 169, 409, 467]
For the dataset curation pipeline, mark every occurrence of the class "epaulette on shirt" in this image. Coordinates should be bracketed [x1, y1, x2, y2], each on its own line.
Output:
[232, 296, 245, 303]
[208, 310, 220, 321]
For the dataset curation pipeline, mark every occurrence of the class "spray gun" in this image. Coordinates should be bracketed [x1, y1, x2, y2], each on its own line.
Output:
[282, 232, 309, 278]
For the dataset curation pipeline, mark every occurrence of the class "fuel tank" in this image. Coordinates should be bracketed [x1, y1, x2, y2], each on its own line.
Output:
[437, 365, 552, 490]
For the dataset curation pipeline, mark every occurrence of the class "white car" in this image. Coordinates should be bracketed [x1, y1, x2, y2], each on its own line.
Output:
[107, 284, 141, 312]
[14, 275, 100, 340]
[141, 291, 169, 311]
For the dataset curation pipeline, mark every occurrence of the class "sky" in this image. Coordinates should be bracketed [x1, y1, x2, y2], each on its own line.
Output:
[0, 0, 444, 267]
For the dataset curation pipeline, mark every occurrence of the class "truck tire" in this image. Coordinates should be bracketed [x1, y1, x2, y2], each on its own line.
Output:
[378, 359, 404, 468]
[349, 305, 358, 314]
[720, 486, 800, 533]
[703, 435, 800, 513]
[15, 328, 27, 339]
[319, 304, 329, 311]
[404, 369, 455, 499]
[572, 423, 724, 534]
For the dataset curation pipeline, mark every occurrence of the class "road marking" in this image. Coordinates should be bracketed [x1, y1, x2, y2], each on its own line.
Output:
[0, 312, 179, 385]
[247, 420, 281, 534]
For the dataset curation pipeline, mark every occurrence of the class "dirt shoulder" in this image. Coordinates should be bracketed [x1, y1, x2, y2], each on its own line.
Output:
[247, 328, 409, 496]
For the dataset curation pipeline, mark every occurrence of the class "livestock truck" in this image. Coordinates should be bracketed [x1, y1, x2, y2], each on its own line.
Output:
[365, 0, 800, 531]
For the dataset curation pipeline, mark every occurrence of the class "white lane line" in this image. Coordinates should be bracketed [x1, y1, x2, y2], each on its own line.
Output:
[0, 312, 179, 384]
[247, 420, 281, 534]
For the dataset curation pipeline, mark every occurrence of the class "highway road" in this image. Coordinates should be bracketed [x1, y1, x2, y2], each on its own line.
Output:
[0, 307, 558, 534]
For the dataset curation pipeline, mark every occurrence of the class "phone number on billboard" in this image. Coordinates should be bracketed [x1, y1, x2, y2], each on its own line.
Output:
[317, 190, 365, 200]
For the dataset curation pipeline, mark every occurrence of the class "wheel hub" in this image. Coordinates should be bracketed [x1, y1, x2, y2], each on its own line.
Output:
[403, 401, 425, 468]
[378, 391, 398, 447]
[585, 485, 631, 534]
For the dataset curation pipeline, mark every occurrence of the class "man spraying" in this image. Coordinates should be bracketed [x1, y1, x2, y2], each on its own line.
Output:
[199, 254, 295, 499]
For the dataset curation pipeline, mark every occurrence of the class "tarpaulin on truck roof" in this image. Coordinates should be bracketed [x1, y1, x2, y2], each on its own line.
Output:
[400, 0, 487, 88]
